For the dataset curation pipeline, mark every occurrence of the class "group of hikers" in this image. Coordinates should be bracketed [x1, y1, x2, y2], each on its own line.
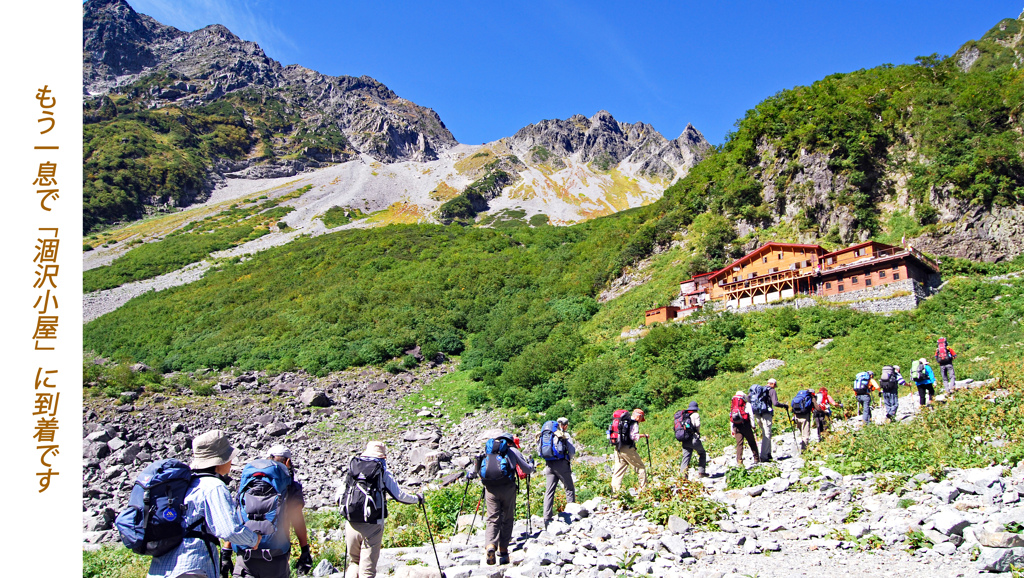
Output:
[117, 338, 959, 578]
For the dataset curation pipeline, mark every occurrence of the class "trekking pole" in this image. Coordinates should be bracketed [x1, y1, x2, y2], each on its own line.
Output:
[784, 407, 799, 453]
[645, 436, 653, 471]
[452, 476, 470, 537]
[525, 474, 532, 535]
[342, 524, 348, 578]
[420, 500, 447, 578]
[469, 487, 484, 537]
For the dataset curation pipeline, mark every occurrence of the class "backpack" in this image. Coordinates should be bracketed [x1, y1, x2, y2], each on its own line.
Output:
[607, 409, 635, 449]
[816, 388, 831, 411]
[538, 421, 565, 460]
[748, 384, 771, 414]
[791, 389, 815, 414]
[879, 365, 898, 393]
[341, 456, 387, 524]
[673, 410, 695, 444]
[729, 397, 749, 425]
[480, 437, 517, 486]
[936, 338, 953, 364]
[911, 359, 924, 382]
[113, 458, 218, 558]
[853, 371, 872, 395]
[235, 459, 292, 556]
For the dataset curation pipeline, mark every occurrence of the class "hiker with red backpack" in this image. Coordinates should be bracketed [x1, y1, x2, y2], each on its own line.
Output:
[813, 387, 840, 439]
[853, 371, 880, 425]
[125, 430, 262, 578]
[878, 365, 908, 422]
[472, 432, 535, 565]
[935, 337, 958, 395]
[675, 401, 706, 479]
[608, 409, 649, 493]
[729, 391, 760, 467]
[539, 417, 576, 529]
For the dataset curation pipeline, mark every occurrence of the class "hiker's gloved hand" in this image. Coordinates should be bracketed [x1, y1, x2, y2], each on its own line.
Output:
[296, 545, 313, 575]
[220, 548, 233, 578]
[466, 470, 477, 480]
[416, 493, 425, 504]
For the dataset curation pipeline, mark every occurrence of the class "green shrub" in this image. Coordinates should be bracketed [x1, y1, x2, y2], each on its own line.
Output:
[191, 384, 215, 396]
[725, 464, 781, 490]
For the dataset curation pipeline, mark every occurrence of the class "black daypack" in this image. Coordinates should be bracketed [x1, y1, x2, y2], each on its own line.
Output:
[673, 410, 695, 445]
[341, 457, 386, 524]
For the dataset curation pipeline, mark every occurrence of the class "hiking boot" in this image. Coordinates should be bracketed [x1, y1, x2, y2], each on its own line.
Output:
[498, 551, 510, 565]
[698, 471, 708, 478]
[486, 545, 497, 566]
[680, 467, 689, 480]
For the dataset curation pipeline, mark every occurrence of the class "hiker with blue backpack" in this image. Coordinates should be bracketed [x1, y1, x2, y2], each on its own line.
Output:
[339, 441, 423, 578]
[675, 401, 706, 479]
[790, 389, 816, 451]
[472, 432, 535, 565]
[853, 370, 880, 424]
[222, 444, 313, 578]
[539, 417, 576, 529]
[912, 358, 937, 407]
[749, 378, 789, 462]
[115, 429, 262, 578]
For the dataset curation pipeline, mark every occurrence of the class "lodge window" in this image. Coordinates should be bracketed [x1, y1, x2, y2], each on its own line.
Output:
[852, 276, 859, 284]
[866, 278, 872, 286]
[894, 273, 900, 280]
[879, 270, 886, 278]
[763, 256, 768, 263]
[838, 285, 845, 292]
[778, 253, 784, 260]
[825, 282, 832, 289]
[893, 264, 899, 270]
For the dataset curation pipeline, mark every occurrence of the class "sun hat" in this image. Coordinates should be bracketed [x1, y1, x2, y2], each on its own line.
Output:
[361, 441, 387, 459]
[735, 390, 746, 398]
[767, 378, 777, 386]
[631, 409, 646, 422]
[266, 444, 292, 460]
[687, 401, 699, 412]
[556, 417, 569, 426]
[191, 430, 238, 469]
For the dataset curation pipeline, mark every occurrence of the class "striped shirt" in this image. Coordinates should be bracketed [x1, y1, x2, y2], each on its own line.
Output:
[147, 475, 259, 578]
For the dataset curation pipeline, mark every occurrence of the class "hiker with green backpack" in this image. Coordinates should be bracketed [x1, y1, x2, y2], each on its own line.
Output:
[912, 358, 937, 407]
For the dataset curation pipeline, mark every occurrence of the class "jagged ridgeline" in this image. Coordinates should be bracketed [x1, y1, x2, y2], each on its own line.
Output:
[86, 12, 1024, 427]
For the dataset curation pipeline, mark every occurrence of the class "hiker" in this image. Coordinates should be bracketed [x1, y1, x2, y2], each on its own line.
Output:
[340, 441, 422, 578]
[729, 391, 760, 467]
[146, 430, 262, 578]
[222, 445, 313, 578]
[540, 417, 576, 529]
[813, 387, 840, 440]
[609, 409, 649, 493]
[878, 365, 908, 423]
[749, 378, 789, 462]
[790, 389, 816, 451]
[853, 370, 879, 424]
[675, 401, 706, 479]
[912, 358, 937, 407]
[935, 337, 958, 395]
[473, 432, 535, 565]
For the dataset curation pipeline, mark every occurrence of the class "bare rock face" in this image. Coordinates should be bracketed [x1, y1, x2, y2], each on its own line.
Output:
[509, 110, 710, 181]
[82, 0, 457, 167]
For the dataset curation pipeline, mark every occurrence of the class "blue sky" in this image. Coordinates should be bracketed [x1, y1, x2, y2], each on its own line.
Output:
[125, 0, 1021, 146]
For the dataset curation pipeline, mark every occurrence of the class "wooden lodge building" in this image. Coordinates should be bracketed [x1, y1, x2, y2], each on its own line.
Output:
[644, 240, 940, 325]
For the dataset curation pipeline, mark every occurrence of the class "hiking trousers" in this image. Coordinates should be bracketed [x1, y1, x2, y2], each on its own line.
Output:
[345, 520, 384, 578]
[543, 459, 575, 524]
[753, 412, 774, 461]
[813, 409, 831, 440]
[916, 383, 935, 406]
[939, 364, 956, 394]
[857, 394, 872, 424]
[484, 482, 517, 553]
[733, 421, 759, 465]
[680, 439, 707, 476]
[611, 445, 647, 493]
[882, 390, 899, 420]
[793, 412, 812, 450]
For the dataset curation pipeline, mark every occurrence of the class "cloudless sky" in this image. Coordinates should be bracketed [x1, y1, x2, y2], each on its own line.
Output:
[125, 0, 1021, 146]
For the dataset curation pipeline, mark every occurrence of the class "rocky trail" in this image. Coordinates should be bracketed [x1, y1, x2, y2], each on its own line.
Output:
[83, 367, 1024, 577]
